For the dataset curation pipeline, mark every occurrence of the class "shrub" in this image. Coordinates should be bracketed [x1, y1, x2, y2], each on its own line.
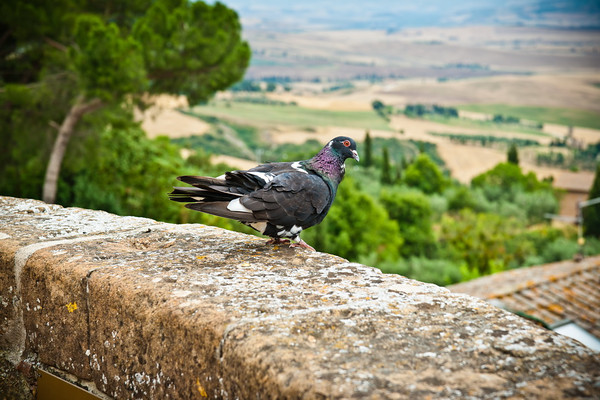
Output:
[497, 201, 528, 221]
[541, 238, 579, 262]
[445, 185, 477, 211]
[438, 210, 525, 275]
[403, 153, 447, 194]
[514, 190, 559, 224]
[472, 162, 551, 193]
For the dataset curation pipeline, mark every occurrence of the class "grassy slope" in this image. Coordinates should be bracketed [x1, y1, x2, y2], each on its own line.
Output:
[457, 104, 600, 130]
[190, 101, 393, 131]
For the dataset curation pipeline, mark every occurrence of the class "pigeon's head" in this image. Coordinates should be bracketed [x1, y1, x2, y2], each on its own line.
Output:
[328, 136, 360, 163]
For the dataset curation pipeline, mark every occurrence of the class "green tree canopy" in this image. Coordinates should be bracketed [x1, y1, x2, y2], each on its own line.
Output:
[302, 176, 402, 262]
[0, 0, 250, 203]
[470, 162, 558, 223]
[132, 0, 250, 104]
[371, 100, 384, 112]
[439, 209, 527, 275]
[380, 188, 437, 257]
[471, 162, 551, 193]
[403, 153, 448, 194]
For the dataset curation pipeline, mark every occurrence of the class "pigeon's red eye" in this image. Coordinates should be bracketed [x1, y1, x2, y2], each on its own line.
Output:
[343, 140, 351, 147]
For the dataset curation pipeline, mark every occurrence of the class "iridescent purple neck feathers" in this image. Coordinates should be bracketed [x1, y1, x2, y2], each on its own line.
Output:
[305, 146, 346, 185]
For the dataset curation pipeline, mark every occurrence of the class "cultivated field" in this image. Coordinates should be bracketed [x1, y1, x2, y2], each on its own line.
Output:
[140, 25, 600, 190]
[146, 88, 599, 187]
[264, 74, 600, 116]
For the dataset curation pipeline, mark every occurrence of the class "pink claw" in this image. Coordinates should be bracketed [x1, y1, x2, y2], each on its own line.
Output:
[290, 239, 316, 251]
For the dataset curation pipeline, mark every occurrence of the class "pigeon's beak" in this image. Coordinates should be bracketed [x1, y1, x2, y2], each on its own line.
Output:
[352, 150, 360, 162]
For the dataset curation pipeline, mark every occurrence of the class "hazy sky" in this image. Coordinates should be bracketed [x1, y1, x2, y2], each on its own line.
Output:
[217, 0, 600, 30]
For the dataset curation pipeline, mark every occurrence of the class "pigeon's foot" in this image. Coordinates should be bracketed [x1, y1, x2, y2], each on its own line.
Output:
[290, 239, 316, 252]
[266, 238, 291, 245]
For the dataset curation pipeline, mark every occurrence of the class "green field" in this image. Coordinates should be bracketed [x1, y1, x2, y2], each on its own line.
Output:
[423, 114, 551, 137]
[189, 101, 393, 131]
[457, 104, 600, 130]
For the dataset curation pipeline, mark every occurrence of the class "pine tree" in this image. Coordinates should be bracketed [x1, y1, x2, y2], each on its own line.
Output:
[364, 130, 373, 167]
[1, 0, 250, 204]
[507, 143, 519, 165]
[583, 163, 600, 237]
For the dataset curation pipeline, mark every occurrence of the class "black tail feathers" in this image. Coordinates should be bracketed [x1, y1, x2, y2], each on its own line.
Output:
[168, 175, 242, 204]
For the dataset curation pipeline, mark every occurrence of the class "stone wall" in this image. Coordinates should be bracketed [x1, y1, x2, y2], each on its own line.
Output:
[1, 196, 598, 399]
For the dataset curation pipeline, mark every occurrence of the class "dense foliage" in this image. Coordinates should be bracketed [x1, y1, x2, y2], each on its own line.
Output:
[169, 127, 600, 285]
[302, 176, 403, 262]
[171, 130, 599, 284]
[0, 0, 250, 103]
[1, 0, 250, 203]
[4, 101, 598, 285]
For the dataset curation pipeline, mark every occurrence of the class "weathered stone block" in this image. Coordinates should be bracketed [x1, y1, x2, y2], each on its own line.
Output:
[0, 196, 156, 367]
[1, 196, 599, 399]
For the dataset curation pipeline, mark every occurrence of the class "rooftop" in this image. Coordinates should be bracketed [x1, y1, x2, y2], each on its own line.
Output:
[551, 171, 594, 193]
[448, 256, 600, 344]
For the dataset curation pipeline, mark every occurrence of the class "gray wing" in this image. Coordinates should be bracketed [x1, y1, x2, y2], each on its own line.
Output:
[240, 172, 331, 228]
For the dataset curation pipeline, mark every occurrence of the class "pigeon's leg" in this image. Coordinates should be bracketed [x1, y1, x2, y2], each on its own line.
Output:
[290, 239, 315, 251]
[266, 237, 291, 245]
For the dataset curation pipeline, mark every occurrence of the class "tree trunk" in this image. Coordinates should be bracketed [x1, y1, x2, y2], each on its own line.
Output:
[42, 96, 104, 204]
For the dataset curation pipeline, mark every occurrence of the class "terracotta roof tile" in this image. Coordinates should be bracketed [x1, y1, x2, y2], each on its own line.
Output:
[448, 256, 600, 338]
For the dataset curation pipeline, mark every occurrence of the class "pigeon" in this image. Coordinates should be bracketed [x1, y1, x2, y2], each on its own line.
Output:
[169, 136, 359, 250]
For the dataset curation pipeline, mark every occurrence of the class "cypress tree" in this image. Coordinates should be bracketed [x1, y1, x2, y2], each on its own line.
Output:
[507, 143, 519, 165]
[364, 130, 373, 167]
[381, 147, 393, 184]
[395, 164, 403, 182]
